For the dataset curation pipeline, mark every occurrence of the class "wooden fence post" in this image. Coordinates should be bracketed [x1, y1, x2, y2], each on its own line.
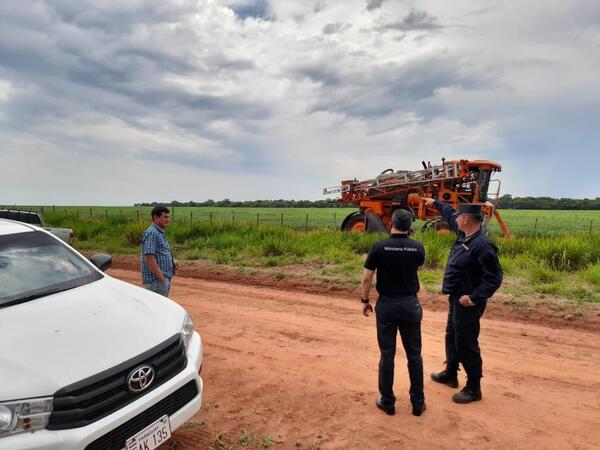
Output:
[210, 212, 213, 224]
[305, 214, 309, 232]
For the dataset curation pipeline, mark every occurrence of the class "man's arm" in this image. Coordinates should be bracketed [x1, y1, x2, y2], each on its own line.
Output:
[423, 198, 459, 233]
[141, 232, 164, 282]
[145, 254, 165, 282]
[360, 268, 375, 317]
[469, 244, 503, 304]
[361, 268, 375, 300]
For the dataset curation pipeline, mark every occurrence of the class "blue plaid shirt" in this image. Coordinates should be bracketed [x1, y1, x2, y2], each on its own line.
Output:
[141, 224, 174, 284]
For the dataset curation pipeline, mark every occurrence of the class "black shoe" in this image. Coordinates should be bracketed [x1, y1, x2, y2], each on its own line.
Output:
[452, 387, 482, 404]
[431, 369, 459, 388]
[412, 402, 426, 417]
[375, 396, 395, 415]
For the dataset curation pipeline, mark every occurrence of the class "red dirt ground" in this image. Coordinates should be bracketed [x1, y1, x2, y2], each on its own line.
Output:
[110, 267, 600, 450]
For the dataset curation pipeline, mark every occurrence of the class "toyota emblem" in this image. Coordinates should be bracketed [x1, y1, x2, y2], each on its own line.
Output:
[127, 365, 155, 393]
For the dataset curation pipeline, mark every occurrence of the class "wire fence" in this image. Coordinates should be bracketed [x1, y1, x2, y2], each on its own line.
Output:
[3, 205, 600, 236]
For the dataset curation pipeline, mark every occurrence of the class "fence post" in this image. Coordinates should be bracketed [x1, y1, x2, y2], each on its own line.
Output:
[210, 212, 213, 224]
[305, 213, 309, 232]
[232, 211, 235, 224]
[534, 218, 538, 233]
[190, 211, 193, 225]
[590, 220, 593, 234]
[280, 213, 284, 227]
[136, 210, 140, 223]
[256, 212, 259, 227]
[105, 209, 108, 220]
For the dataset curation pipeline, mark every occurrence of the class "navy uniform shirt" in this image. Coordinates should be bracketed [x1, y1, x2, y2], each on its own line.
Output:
[364, 234, 425, 297]
[435, 200, 503, 304]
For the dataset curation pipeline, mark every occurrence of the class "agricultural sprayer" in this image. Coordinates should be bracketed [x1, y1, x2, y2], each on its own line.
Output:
[323, 159, 511, 237]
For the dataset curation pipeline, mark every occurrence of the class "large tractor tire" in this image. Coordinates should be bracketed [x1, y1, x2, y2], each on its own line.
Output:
[365, 213, 388, 233]
[422, 218, 452, 234]
[341, 212, 366, 232]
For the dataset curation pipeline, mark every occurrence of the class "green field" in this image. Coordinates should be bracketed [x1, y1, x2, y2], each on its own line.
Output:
[6, 205, 600, 236]
[5, 205, 600, 305]
[6, 207, 596, 306]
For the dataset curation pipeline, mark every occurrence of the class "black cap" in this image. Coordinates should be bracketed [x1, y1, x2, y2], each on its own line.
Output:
[457, 204, 483, 216]
[391, 209, 414, 231]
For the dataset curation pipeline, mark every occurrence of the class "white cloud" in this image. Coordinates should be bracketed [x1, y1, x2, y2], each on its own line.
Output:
[0, 0, 599, 204]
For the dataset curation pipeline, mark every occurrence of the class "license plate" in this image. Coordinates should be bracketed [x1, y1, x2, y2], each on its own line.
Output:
[125, 415, 172, 450]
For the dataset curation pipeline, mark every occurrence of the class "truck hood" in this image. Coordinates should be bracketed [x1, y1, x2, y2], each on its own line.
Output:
[0, 276, 185, 401]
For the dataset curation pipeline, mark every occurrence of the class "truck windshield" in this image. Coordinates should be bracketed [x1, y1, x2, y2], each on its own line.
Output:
[0, 231, 102, 308]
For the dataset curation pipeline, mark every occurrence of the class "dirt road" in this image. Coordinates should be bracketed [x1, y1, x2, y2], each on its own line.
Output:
[112, 269, 600, 449]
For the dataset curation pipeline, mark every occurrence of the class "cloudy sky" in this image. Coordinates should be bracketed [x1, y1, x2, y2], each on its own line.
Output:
[1, 0, 599, 205]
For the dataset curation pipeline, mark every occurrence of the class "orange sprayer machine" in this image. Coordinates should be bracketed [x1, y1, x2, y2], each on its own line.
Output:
[323, 159, 511, 237]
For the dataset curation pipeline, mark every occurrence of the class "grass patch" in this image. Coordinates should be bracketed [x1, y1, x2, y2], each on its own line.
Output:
[40, 212, 600, 304]
[580, 264, 600, 288]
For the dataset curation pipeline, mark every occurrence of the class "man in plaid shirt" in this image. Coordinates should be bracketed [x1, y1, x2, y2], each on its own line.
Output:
[141, 205, 175, 297]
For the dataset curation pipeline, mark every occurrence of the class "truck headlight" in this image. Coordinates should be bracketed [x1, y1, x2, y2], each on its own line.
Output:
[181, 313, 194, 349]
[0, 398, 53, 437]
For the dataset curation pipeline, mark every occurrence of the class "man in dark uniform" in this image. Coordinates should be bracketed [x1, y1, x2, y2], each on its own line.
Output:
[423, 198, 503, 404]
[361, 209, 427, 416]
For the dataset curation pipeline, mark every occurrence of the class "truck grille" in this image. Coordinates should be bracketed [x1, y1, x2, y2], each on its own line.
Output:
[47, 334, 187, 430]
[85, 380, 199, 450]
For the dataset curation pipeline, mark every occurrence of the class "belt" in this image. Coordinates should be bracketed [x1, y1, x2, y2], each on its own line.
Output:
[378, 294, 418, 302]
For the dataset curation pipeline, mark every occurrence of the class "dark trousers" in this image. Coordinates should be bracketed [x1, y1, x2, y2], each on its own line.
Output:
[375, 295, 424, 407]
[444, 295, 487, 390]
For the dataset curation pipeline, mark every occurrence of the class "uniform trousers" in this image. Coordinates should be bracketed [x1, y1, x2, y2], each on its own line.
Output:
[444, 294, 487, 390]
[375, 295, 424, 407]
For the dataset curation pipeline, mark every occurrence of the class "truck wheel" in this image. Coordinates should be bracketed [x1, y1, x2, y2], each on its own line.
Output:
[342, 213, 366, 232]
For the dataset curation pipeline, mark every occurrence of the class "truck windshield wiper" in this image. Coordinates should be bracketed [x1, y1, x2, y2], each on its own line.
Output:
[0, 286, 78, 308]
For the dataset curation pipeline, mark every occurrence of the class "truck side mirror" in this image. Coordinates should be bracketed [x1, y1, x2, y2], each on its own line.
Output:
[90, 254, 112, 272]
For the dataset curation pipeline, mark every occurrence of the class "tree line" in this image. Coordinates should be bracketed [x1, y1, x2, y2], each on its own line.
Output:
[135, 195, 600, 210]
[496, 195, 600, 210]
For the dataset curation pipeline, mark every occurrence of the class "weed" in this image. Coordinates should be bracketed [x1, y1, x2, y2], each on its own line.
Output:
[236, 429, 256, 447]
[257, 435, 277, 448]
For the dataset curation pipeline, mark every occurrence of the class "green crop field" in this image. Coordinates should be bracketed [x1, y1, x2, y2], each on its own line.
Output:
[4, 205, 598, 306]
[6, 205, 600, 236]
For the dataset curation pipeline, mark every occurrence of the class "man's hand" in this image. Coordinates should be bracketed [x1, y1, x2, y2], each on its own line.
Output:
[362, 302, 374, 317]
[423, 197, 436, 207]
[459, 295, 476, 307]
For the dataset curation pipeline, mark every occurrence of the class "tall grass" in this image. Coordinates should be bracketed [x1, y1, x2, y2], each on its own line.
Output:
[41, 214, 600, 302]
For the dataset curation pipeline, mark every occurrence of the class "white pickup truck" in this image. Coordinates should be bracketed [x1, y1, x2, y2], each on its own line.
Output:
[0, 210, 74, 245]
[0, 218, 204, 449]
